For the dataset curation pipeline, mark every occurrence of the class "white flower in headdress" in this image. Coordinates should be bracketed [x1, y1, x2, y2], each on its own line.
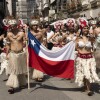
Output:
[8, 19, 17, 26]
[91, 20, 97, 25]
[30, 20, 39, 25]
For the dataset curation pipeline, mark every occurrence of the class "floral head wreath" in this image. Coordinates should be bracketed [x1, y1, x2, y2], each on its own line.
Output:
[8, 19, 17, 26]
[54, 20, 63, 29]
[66, 18, 76, 27]
[90, 20, 97, 25]
[3, 16, 26, 30]
[77, 17, 88, 29]
[29, 16, 40, 26]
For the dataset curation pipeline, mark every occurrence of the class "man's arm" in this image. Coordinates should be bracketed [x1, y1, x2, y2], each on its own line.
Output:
[6, 33, 11, 58]
[0, 34, 4, 41]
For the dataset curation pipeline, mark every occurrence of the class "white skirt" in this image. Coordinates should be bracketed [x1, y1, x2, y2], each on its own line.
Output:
[6, 74, 27, 88]
[7, 51, 27, 75]
[32, 69, 44, 79]
[0, 53, 8, 75]
[75, 57, 100, 86]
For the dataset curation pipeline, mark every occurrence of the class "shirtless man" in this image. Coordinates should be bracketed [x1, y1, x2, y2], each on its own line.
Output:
[6, 19, 27, 94]
[29, 19, 44, 82]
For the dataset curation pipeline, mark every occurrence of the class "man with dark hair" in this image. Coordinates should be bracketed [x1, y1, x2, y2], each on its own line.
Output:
[6, 19, 27, 94]
[29, 19, 44, 82]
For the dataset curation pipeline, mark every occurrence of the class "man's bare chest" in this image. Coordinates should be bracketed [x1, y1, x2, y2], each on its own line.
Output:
[9, 34, 23, 41]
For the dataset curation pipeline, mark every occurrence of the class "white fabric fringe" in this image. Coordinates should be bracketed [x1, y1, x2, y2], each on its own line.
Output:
[7, 51, 27, 75]
[75, 57, 100, 86]
[6, 74, 26, 88]
[0, 53, 8, 75]
[32, 69, 44, 79]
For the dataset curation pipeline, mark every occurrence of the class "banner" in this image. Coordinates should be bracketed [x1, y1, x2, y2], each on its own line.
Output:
[28, 32, 75, 78]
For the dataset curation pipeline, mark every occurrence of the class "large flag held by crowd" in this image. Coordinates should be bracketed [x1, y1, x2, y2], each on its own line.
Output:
[28, 32, 75, 78]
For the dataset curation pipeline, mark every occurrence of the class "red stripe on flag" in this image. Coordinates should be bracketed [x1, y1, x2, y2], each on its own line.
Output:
[28, 47, 74, 79]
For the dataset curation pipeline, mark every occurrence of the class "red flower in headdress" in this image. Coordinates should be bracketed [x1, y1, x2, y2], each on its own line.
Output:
[78, 17, 88, 29]
[17, 19, 24, 28]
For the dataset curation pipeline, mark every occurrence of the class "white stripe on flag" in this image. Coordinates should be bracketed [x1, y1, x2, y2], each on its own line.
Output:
[38, 41, 75, 61]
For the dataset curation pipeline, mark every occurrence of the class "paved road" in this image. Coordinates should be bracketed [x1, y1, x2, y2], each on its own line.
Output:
[0, 74, 100, 100]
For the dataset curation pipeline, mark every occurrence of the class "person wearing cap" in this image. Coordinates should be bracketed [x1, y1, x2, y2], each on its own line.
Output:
[6, 18, 27, 94]
[29, 19, 44, 82]
[75, 17, 100, 96]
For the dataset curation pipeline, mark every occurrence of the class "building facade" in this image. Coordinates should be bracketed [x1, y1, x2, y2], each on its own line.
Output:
[2, 0, 100, 22]
[0, 0, 6, 19]
[49, 0, 100, 21]
[80, 0, 100, 19]
[36, 0, 50, 21]
[6, 0, 12, 16]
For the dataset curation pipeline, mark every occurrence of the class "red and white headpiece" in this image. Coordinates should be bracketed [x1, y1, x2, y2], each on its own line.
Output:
[8, 19, 25, 30]
[8, 19, 17, 26]
[18, 19, 24, 28]
[54, 20, 63, 29]
[66, 18, 76, 27]
[77, 17, 88, 29]
[3, 18, 27, 30]
[6, 19, 18, 30]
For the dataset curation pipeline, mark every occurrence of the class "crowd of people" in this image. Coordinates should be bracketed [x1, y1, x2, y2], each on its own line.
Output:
[0, 15, 100, 96]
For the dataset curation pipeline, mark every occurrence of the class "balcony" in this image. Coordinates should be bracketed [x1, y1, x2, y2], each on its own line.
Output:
[81, 0, 90, 11]
[82, 4, 90, 11]
[90, 0, 98, 8]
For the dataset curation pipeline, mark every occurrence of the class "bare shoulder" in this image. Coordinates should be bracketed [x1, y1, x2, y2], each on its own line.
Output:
[76, 36, 82, 42]
[95, 27, 100, 32]
[18, 31, 25, 36]
[42, 29, 46, 33]
[7, 32, 12, 37]
[38, 31, 43, 36]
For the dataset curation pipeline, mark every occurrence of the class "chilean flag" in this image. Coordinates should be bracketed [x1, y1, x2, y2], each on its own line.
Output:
[28, 32, 75, 79]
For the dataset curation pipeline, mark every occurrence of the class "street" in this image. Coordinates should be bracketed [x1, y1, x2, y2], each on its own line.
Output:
[0, 73, 100, 100]
[0, 0, 100, 100]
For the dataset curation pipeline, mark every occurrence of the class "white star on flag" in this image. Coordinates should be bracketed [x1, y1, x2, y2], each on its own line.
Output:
[30, 39, 36, 47]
